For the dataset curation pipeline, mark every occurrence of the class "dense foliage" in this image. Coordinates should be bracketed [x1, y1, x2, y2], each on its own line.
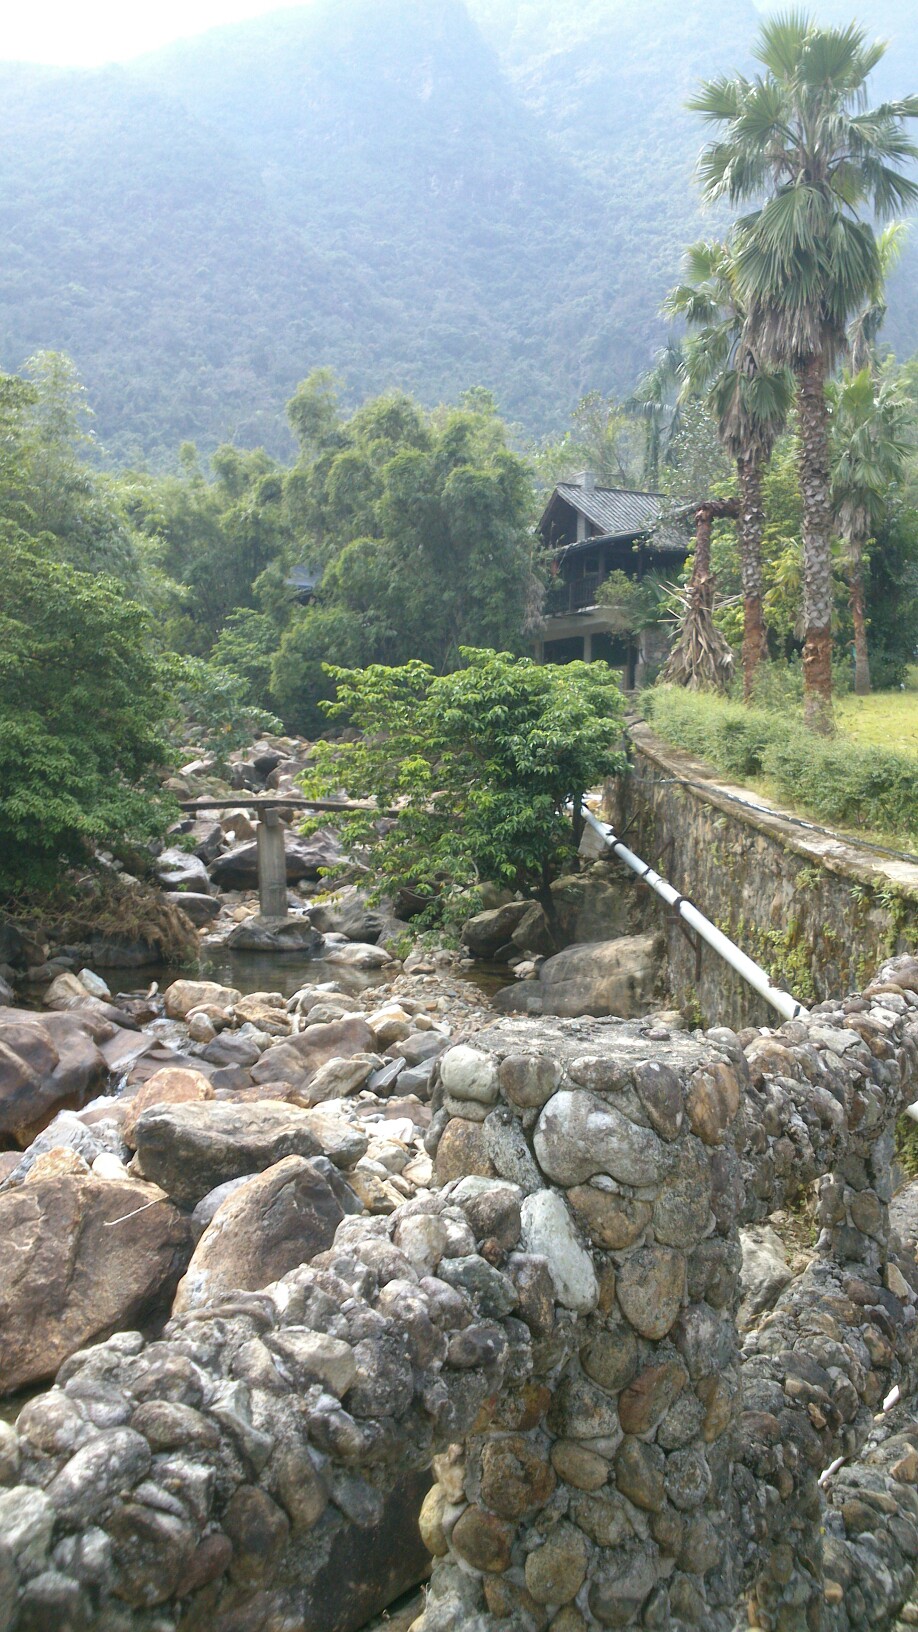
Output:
[299, 650, 627, 924]
[0, 536, 176, 893]
[643, 685, 918, 843]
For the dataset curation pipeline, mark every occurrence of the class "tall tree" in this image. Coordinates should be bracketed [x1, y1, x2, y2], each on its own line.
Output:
[690, 14, 918, 732]
[830, 367, 912, 694]
[665, 239, 794, 696]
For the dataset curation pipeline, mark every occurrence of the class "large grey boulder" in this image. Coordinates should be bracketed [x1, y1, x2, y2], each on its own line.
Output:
[495, 934, 660, 1019]
[209, 830, 342, 889]
[224, 916, 324, 954]
[550, 873, 632, 945]
[461, 901, 532, 959]
[309, 886, 395, 944]
[132, 1100, 327, 1206]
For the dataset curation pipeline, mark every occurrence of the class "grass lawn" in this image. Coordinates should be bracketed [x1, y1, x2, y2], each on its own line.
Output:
[836, 667, 918, 760]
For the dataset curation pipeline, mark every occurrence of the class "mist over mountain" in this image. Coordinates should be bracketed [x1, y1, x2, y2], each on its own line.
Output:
[0, 0, 915, 463]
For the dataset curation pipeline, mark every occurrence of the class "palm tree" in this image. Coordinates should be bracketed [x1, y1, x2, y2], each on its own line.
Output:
[690, 14, 918, 733]
[627, 341, 684, 486]
[830, 367, 912, 694]
[665, 239, 794, 697]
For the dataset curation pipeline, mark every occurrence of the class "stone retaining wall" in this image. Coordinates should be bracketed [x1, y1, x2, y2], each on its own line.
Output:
[6, 960, 918, 1629]
[611, 723, 918, 1029]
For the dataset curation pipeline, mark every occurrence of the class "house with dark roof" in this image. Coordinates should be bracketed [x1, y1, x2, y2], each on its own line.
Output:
[535, 472, 688, 687]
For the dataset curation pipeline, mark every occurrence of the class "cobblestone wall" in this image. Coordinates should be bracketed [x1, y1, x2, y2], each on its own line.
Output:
[5, 961, 918, 1631]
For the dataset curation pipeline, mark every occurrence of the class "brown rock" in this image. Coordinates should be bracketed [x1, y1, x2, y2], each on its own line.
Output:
[632, 1061, 684, 1141]
[686, 1064, 740, 1146]
[163, 979, 242, 1019]
[614, 1437, 665, 1511]
[478, 1435, 556, 1519]
[121, 1067, 214, 1147]
[172, 1155, 344, 1312]
[498, 1054, 562, 1109]
[22, 1148, 88, 1183]
[524, 1521, 589, 1606]
[0, 1012, 110, 1144]
[550, 1440, 610, 1492]
[107, 1499, 197, 1607]
[223, 1485, 290, 1586]
[616, 1247, 686, 1340]
[451, 1504, 515, 1572]
[697, 1374, 735, 1442]
[435, 1118, 497, 1184]
[0, 1174, 191, 1393]
[567, 1187, 651, 1250]
[580, 1322, 639, 1395]
[619, 1359, 688, 1436]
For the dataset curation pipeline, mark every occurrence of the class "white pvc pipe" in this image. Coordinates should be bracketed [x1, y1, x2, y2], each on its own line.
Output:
[581, 808, 809, 1023]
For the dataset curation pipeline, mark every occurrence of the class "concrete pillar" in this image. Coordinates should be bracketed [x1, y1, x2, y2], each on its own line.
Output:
[256, 811, 288, 918]
[420, 1021, 745, 1631]
[584, 630, 593, 663]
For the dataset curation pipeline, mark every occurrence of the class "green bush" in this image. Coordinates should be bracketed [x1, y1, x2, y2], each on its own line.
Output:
[643, 685, 918, 842]
[300, 648, 628, 925]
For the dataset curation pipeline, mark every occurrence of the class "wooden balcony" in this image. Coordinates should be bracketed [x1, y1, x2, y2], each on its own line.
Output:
[546, 573, 602, 616]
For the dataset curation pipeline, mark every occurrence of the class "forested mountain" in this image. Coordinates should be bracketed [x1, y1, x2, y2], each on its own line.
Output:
[0, 0, 915, 462]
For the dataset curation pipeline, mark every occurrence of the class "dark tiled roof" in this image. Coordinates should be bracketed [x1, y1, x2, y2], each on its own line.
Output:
[553, 484, 664, 538]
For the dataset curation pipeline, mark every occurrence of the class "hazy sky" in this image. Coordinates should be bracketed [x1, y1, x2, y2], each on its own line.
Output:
[2, 0, 309, 67]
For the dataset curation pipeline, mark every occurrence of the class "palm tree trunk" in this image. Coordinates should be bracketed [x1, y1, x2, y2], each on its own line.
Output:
[661, 498, 737, 692]
[797, 351, 835, 734]
[848, 530, 871, 695]
[736, 448, 769, 700]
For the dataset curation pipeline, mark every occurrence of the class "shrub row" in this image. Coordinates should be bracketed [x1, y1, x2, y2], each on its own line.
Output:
[641, 686, 918, 843]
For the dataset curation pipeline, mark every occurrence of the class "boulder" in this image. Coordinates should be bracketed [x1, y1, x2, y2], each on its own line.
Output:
[550, 874, 632, 946]
[120, 1067, 215, 1148]
[0, 1011, 112, 1145]
[188, 819, 224, 863]
[0, 1173, 191, 1393]
[163, 980, 242, 1020]
[309, 887, 394, 945]
[43, 972, 93, 1011]
[209, 831, 342, 889]
[251, 1017, 377, 1091]
[163, 892, 221, 927]
[318, 946, 393, 992]
[510, 903, 555, 957]
[224, 916, 323, 955]
[155, 847, 213, 894]
[461, 902, 532, 960]
[521, 934, 660, 1019]
[172, 1155, 345, 1311]
[221, 809, 257, 844]
[131, 1100, 331, 1206]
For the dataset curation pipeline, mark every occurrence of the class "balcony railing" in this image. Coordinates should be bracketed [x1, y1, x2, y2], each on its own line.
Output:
[545, 573, 602, 616]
